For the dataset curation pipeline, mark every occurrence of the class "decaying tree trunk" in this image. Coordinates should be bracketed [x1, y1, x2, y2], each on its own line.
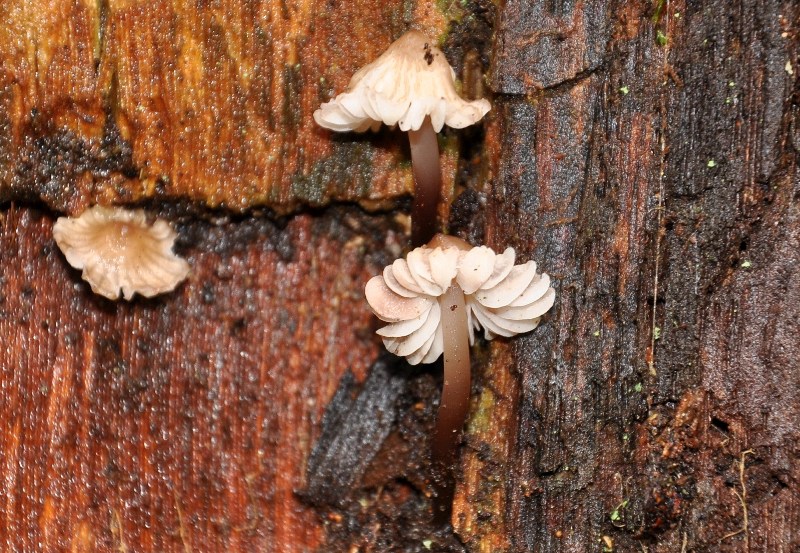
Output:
[1, 0, 798, 552]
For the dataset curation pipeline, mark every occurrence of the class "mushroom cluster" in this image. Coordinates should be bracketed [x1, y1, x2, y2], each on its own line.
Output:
[317, 31, 555, 499]
[366, 235, 555, 462]
[314, 31, 490, 246]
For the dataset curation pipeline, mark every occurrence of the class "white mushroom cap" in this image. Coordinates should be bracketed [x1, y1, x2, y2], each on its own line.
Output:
[53, 206, 190, 301]
[314, 30, 491, 133]
[365, 242, 555, 364]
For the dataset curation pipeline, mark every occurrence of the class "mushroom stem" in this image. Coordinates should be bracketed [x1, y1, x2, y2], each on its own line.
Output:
[432, 283, 471, 464]
[408, 116, 442, 247]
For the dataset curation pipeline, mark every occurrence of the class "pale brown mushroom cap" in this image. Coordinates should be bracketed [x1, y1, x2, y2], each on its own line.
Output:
[53, 206, 190, 301]
[365, 241, 555, 364]
[314, 30, 491, 133]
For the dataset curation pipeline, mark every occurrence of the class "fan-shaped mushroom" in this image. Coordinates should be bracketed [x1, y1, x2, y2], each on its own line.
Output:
[53, 206, 190, 301]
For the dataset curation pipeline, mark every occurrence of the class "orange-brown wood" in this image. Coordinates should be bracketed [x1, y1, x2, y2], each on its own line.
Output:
[1, 0, 799, 551]
[0, 0, 462, 213]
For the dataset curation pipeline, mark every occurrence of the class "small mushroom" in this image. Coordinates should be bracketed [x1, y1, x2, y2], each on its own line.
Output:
[365, 234, 555, 464]
[53, 205, 190, 301]
[314, 30, 491, 246]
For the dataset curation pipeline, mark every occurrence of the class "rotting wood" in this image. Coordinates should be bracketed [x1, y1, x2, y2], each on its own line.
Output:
[455, 0, 800, 551]
[1, 0, 799, 551]
[0, 0, 464, 214]
[0, 204, 398, 551]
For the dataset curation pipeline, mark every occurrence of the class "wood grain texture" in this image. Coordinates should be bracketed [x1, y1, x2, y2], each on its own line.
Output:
[1, 0, 799, 551]
[0, 0, 464, 213]
[448, 0, 800, 551]
[0, 205, 392, 552]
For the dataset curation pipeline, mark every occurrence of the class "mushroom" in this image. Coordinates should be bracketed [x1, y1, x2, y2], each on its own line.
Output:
[314, 31, 491, 246]
[53, 205, 190, 301]
[365, 234, 555, 464]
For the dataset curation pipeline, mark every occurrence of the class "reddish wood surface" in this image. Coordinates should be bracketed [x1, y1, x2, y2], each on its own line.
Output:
[1, 0, 799, 552]
[0, 205, 395, 551]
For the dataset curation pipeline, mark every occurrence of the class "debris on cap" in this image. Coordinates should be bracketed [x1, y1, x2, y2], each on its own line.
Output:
[314, 30, 491, 133]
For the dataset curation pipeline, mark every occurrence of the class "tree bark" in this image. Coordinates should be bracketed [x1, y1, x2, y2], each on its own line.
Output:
[1, 0, 798, 552]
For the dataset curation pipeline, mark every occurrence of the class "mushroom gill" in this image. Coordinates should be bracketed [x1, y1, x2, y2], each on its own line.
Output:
[53, 205, 190, 301]
[365, 235, 555, 464]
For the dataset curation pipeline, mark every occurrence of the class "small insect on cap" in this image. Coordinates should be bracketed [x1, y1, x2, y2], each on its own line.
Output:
[314, 30, 491, 133]
[365, 236, 555, 364]
[53, 206, 190, 301]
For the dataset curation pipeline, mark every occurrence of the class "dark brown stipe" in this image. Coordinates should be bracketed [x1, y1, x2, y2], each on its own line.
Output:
[408, 116, 441, 247]
[430, 283, 471, 523]
[431, 284, 471, 464]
